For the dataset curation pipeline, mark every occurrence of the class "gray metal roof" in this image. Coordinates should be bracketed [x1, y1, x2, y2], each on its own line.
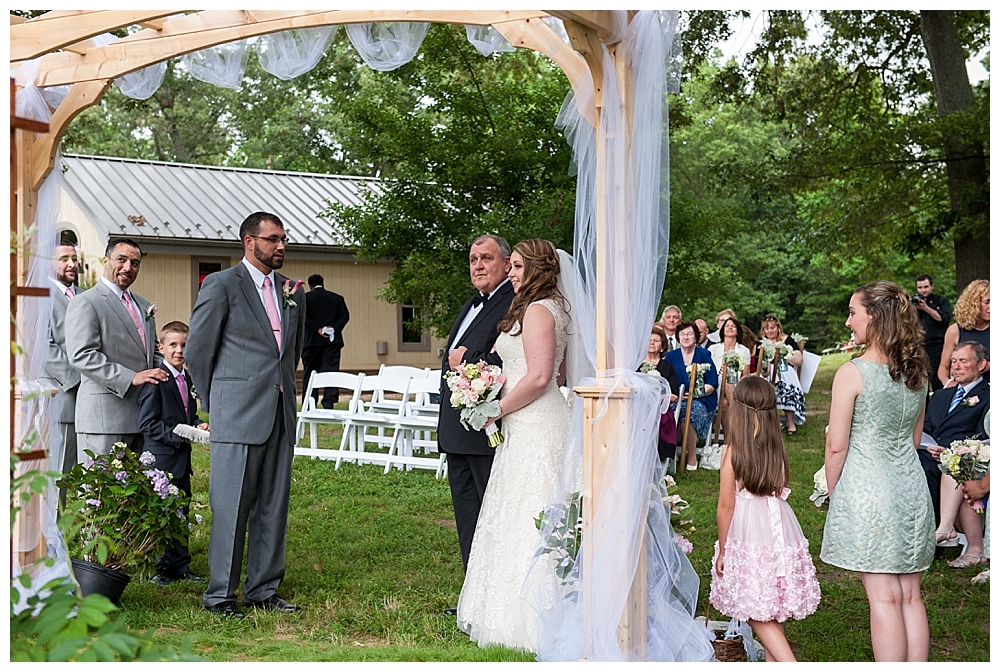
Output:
[59, 154, 381, 248]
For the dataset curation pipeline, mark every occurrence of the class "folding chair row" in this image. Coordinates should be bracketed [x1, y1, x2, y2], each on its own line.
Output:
[294, 370, 445, 477]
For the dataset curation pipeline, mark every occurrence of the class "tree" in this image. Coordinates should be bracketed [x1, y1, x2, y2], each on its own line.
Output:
[679, 10, 989, 293]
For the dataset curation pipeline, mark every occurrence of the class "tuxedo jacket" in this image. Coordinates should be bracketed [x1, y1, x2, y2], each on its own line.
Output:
[44, 281, 81, 424]
[137, 363, 200, 478]
[437, 281, 515, 456]
[304, 286, 350, 350]
[185, 263, 306, 447]
[923, 378, 990, 447]
[65, 280, 160, 434]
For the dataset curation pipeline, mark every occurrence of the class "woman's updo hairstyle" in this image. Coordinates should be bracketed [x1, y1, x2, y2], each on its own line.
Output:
[498, 239, 566, 335]
[853, 280, 929, 391]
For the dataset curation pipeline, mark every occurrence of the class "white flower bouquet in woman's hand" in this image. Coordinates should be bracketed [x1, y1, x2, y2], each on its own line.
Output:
[939, 438, 990, 513]
[445, 361, 507, 447]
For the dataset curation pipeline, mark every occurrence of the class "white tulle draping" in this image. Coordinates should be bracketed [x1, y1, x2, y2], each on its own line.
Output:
[257, 26, 337, 81]
[345, 22, 429, 72]
[182, 39, 250, 89]
[464, 24, 516, 57]
[524, 10, 714, 661]
[10, 58, 73, 607]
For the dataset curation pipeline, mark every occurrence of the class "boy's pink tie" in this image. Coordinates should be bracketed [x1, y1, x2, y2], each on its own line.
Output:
[177, 372, 189, 415]
[121, 291, 146, 350]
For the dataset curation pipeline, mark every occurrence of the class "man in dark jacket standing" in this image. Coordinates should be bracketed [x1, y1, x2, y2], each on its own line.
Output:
[303, 274, 350, 409]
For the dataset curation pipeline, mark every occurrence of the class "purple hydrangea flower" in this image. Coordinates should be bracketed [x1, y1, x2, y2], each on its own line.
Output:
[144, 469, 172, 499]
[86, 498, 101, 508]
[115, 470, 128, 483]
[139, 451, 156, 467]
[175, 508, 187, 520]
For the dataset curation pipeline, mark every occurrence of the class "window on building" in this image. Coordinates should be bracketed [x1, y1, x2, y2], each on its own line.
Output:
[397, 302, 429, 352]
[191, 257, 229, 307]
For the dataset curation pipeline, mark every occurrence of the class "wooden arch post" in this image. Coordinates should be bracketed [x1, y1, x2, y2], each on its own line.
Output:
[10, 9, 648, 657]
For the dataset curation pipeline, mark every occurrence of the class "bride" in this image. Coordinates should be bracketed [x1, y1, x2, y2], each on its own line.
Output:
[456, 238, 572, 652]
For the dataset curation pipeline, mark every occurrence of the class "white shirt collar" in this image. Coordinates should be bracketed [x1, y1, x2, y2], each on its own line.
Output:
[241, 257, 275, 289]
[100, 276, 128, 300]
[51, 277, 72, 292]
[163, 361, 183, 378]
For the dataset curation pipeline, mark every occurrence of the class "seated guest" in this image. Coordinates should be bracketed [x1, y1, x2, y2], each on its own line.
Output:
[757, 313, 806, 436]
[658, 305, 682, 351]
[708, 316, 753, 435]
[665, 321, 718, 471]
[920, 341, 989, 533]
[939, 279, 990, 388]
[641, 324, 680, 462]
[695, 319, 710, 348]
[706, 309, 737, 345]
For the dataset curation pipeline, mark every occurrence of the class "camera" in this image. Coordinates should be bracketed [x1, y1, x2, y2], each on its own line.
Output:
[911, 294, 924, 304]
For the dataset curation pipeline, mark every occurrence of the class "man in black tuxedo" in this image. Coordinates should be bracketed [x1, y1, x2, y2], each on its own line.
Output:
[137, 321, 209, 586]
[438, 235, 514, 588]
[919, 341, 989, 524]
[303, 274, 350, 409]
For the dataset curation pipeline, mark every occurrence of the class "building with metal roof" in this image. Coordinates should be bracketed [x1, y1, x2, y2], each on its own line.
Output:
[54, 154, 441, 374]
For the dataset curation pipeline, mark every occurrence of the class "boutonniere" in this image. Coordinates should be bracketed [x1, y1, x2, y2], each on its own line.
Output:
[963, 396, 980, 408]
[282, 279, 304, 308]
[145, 303, 157, 319]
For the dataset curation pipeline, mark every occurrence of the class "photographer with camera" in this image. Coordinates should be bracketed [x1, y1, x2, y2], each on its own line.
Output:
[914, 274, 952, 391]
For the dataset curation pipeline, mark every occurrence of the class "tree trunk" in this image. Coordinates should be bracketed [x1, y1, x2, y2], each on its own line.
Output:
[920, 11, 990, 293]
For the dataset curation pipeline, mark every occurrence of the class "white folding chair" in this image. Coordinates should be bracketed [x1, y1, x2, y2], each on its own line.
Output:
[370, 365, 432, 415]
[294, 372, 364, 460]
[339, 375, 412, 469]
[382, 375, 444, 475]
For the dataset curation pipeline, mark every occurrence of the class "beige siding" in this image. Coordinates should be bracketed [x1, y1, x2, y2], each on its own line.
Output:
[123, 253, 444, 373]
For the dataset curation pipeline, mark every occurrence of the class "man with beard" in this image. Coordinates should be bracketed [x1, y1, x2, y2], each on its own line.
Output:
[44, 241, 83, 486]
[65, 238, 166, 459]
[187, 212, 306, 619]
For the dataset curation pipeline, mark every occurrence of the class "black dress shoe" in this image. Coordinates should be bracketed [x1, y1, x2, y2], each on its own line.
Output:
[244, 595, 300, 612]
[442, 607, 458, 616]
[177, 571, 205, 583]
[205, 600, 245, 619]
[150, 573, 174, 587]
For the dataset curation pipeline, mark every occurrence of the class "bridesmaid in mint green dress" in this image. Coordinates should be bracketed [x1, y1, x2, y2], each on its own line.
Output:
[821, 281, 934, 662]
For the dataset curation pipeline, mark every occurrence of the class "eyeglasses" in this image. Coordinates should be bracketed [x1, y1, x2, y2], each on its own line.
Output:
[250, 235, 289, 245]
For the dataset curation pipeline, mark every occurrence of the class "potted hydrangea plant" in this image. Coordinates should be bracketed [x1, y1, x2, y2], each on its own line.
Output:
[58, 443, 191, 604]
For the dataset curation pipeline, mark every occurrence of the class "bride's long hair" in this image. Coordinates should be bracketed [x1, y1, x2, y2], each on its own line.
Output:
[498, 239, 567, 335]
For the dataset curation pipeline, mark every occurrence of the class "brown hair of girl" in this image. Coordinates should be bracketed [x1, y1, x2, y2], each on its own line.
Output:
[728, 376, 789, 497]
[854, 281, 929, 391]
[497, 239, 566, 335]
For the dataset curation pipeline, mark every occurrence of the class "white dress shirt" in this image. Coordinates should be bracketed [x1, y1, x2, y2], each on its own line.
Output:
[450, 279, 510, 351]
[241, 258, 282, 326]
[100, 276, 146, 344]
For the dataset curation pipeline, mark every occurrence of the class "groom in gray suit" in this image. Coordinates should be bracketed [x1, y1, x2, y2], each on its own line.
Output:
[65, 238, 167, 459]
[187, 212, 306, 619]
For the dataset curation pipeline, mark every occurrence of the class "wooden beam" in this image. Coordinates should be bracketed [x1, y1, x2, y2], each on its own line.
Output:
[10, 10, 182, 62]
[30, 80, 112, 190]
[10, 14, 27, 25]
[562, 19, 606, 109]
[30, 10, 548, 87]
[544, 10, 618, 39]
[137, 18, 168, 30]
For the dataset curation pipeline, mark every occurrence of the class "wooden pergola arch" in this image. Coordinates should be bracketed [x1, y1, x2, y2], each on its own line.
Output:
[11, 9, 655, 656]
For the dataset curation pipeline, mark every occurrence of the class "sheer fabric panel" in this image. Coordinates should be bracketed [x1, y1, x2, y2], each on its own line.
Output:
[345, 22, 429, 72]
[182, 39, 250, 89]
[258, 26, 337, 81]
[465, 24, 516, 57]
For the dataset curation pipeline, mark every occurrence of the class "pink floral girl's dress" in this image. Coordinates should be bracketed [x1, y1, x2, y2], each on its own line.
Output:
[710, 485, 821, 622]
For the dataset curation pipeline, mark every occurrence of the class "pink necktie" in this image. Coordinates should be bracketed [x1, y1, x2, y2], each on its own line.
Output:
[122, 291, 146, 350]
[262, 276, 282, 347]
[176, 372, 189, 415]
[65, 286, 74, 300]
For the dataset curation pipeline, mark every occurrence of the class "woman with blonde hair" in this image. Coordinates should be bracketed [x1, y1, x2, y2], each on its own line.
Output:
[757, 314, 806, 436]
[938, 279, 990, 387]
[457, 238, 573, 653]
[821, 280, 933, 661]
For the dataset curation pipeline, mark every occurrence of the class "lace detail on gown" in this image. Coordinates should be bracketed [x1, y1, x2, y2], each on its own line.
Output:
[457, 299, 572, 652]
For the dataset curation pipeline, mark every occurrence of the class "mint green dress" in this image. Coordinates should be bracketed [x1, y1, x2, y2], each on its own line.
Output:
[821, 359, 934, 573]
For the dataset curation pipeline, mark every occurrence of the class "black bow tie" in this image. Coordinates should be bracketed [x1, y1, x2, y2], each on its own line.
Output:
[472, 292, 490, 307]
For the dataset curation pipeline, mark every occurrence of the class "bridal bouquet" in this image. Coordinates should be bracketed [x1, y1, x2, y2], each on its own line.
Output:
[445, 361, 506, 447]
[939, 438, 990, 513]
[809, 465, 828, 507]
[662, 474, 693, 555]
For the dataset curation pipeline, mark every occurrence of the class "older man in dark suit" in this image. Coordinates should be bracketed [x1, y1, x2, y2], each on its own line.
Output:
[919, 341, 990, 525]
[438, 235, 514, 607]
[187, 212, 306, 619]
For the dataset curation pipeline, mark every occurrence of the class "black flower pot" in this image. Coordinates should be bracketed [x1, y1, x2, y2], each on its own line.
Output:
[71, 558, 131, 605]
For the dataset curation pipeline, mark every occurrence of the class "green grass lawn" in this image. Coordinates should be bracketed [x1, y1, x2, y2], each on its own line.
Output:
[116, 353, 989, 661]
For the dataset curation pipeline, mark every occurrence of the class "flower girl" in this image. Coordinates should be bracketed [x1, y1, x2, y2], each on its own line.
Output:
[710, 376, 820, 661]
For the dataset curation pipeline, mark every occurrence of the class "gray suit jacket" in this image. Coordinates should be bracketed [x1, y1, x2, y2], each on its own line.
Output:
[44, 281, 81, 423]
[186, 263, 306, 446]
[65, 280, 160, 434]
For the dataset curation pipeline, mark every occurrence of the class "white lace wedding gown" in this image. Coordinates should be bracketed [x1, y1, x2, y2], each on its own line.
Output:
[457, 299, 571, 652]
